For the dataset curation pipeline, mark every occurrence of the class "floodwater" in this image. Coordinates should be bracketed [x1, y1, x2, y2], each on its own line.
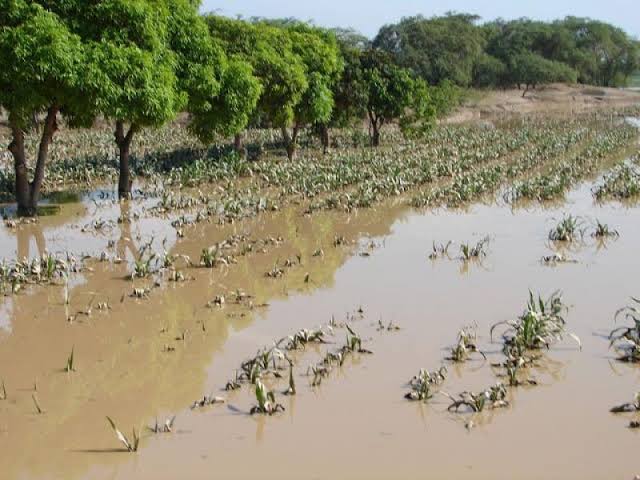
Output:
[1, 173, 640, 479]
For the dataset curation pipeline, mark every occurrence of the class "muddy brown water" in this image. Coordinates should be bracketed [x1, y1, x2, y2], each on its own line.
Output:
[1, 175, 640, 479]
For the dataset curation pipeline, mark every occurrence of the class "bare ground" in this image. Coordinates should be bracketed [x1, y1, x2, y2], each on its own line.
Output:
[444, 83, 640, 124]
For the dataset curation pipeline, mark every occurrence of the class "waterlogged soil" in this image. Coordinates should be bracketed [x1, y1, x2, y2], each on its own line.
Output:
[1, 176, 640, 479]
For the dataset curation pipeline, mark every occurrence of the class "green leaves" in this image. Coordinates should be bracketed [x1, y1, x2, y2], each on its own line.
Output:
[374, 14, 485, 87]
[0, 2, 86, 127]
[189, 57, 261, 142]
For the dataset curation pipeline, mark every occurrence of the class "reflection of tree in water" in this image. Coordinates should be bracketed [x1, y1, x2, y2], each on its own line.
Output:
[16, 224, 46, 259]
[116, 201, 140, 262]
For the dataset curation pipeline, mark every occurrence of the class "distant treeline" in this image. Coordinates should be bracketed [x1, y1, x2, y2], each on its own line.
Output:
[372, 14, 640, 91]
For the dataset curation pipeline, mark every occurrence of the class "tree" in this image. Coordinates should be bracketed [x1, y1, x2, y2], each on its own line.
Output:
[76, 0, 182, 198]
[80, 0, 259, 198]
[484, 17, 640, 88]
[473, 53, 507, 88]
[169, 2, 261, 151]
[511, 52, 577, 96]
[268, 22, 343, 160]
[205, 16, 307, 155]
[360, 50, 434, 146]
[0, 1, 90, 216]
[322, 29, 370, 151]
[374, 13, 485, 86]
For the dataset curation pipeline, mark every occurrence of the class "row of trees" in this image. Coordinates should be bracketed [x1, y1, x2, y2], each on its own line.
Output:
[1, 2, 439, 215]
[374, 14, 640, 92]
[2, 5, 637, 216]
[0, 0, 263, 213]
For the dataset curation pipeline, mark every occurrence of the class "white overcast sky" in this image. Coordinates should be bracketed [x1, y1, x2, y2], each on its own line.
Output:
[201, 0, 639, 38]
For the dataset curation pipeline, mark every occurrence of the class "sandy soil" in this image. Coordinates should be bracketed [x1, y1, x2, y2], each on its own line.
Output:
[443, 83, 640, 124]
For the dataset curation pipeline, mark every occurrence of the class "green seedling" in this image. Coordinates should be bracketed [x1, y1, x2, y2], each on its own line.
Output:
[491, 291, 581, 351]
[548, 215, 585, 242]
[250, 380, 284, 415]
[132, 252, 156, 279]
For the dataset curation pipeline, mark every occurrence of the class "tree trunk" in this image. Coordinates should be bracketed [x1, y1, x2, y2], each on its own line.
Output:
[319, 124, 330, 154]
[368, 111, 381, 147]
[115, 121, 136, 200]
[31, 106, 59, 206]
[522, 85, 530, 98]
[9, 125, 30, 214]
[234, 132, 247, 159]
[8, 106, 59, 217]
[282, 126, 298, 160]
[372, 127, 381, 147]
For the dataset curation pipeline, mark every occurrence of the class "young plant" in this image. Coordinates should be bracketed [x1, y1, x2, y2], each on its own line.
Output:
[250, 380, 285, 415]
[428, 241, 452, 260]
[200, 247, 220, 268]
[444, 383, 509, 413]
[460, 237, 489, 261]
[149, 416, 176, 434]
[548, 215, 585, 242]
[106, 416, 139, 452]
[132, 253, 156, 279]
[490, 291, 581, 351]
[225, 371, 242, 391]
[277, 328, 327, 351]
[593, 220, 619, 238]
[609, 298, 640, 362]
[64, 347, 75, 373]
[404, 367, 447, 402]
[448, 326, 486, 363]
[344, 324, 373, 354]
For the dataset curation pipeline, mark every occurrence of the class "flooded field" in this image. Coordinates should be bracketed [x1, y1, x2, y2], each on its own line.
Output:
[1, 118, 640, 480]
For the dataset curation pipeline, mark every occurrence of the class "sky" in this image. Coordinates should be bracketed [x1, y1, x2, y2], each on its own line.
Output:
[201, 0, 640, 38]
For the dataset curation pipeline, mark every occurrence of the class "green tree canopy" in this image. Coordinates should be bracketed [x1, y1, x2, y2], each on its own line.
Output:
[73, 0, 183, 197]
[511, 52, 577, 96]
[360, 50, 435, 146]
[374, 13, 486, 86]
[483, 17, 640, 87]
[205, 16, 307, 134]
[282, 24, 343, 156]
[58, 0, 259, 198]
